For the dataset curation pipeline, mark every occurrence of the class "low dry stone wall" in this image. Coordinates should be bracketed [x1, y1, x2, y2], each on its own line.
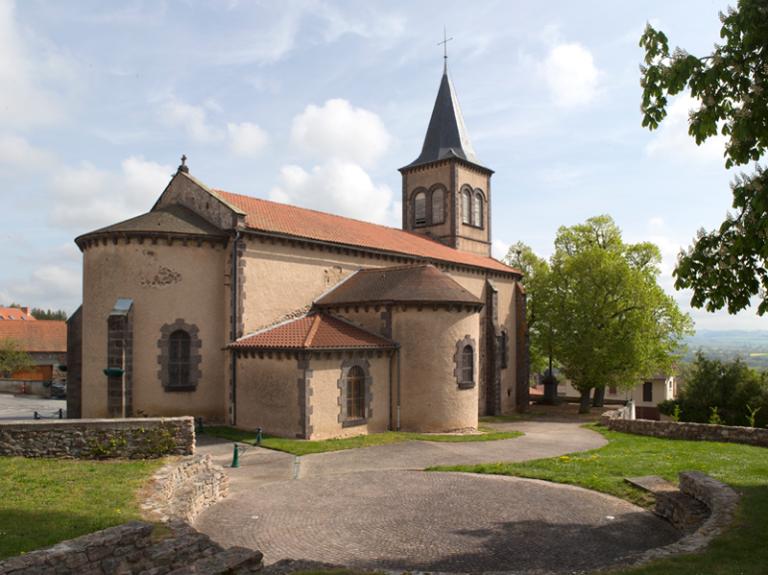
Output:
[0, 521, 263, 575]
[0, 417, 194, 459]
[142, 454, 229, 523]
[631, 471, 739, 566]
[601, 410, 768, 448]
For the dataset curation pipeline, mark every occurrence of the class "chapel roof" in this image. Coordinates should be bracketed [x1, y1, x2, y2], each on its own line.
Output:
[0, 320, 66, 353]
[400, 70, 487, 172]
[76, 204, 226, 243]
[213, 189, 516, 275]
[315, 264, 482, 307]
[230, 313, 396, 351]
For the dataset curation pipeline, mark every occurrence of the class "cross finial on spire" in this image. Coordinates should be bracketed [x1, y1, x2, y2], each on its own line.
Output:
[178, 154, 189, 174]
[438, 26, 453, 73]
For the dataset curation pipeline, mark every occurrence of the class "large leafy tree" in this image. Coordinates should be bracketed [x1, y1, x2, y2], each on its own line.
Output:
[504, 242, 551, 379]
[0, 339, 33, 378]
[640, 1, 768, 314]
[537, 216, 692, 412]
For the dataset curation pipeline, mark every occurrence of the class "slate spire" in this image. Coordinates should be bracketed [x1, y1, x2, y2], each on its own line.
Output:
[403, 69, 482, 170]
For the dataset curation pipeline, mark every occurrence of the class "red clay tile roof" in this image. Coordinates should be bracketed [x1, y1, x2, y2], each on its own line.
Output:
[0, 306, 35, 320]
[316, 264, 482, 307]
[231, 313, 395, 351]
[213, 190, 518, 275]
[0, 320, 66, 353]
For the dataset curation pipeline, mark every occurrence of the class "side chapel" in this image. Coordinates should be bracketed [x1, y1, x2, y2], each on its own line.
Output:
[67, 65, 529, 439]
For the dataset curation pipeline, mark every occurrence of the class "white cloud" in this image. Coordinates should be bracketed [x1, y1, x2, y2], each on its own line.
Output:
[0, 0, 73, 128]
[649, 216, 665, 230]
[51, 156, 173, 231]
[269, 160, 396, 225]
[227, 122, 269, 157]
[160, 97, 224, 143]
[290, 99, 391, 167]
[492, 239, 511, 261]
[645, 94, 727, 164]
[543, 42, 600, 108]
[0, 133, 54, 170]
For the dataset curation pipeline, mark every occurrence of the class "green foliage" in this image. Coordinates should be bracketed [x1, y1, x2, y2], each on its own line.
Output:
[30, 308, 68, 321]
[513, 216, 692, 409]
[203, 426, 522, 456]
[0, 457, 162, 559]
[0, 338, 33, 377]
[434, 425, 768, 575]
[709, 406, 724, 425]
[640, 1, 768, 315]
[746, 404, 762, 427]
[503, 242, 552, 377]
[675, 353, 768, 427]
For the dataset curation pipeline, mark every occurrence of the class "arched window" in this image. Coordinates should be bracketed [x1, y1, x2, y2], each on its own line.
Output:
[461, 189, 472, 224]
[473, 192, 484, 228]
[431, 188, 445, 224]
[346, 365, 366, 420]
[168, 330, 191, 388]
[414, 191, 427, 226]
[461, 344, 474, 384]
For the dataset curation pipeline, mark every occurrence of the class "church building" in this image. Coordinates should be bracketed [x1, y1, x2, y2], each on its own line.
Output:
[67, 66, 529, 439]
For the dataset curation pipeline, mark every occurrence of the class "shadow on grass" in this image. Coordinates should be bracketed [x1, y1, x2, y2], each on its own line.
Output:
[0, 508, 133, 561]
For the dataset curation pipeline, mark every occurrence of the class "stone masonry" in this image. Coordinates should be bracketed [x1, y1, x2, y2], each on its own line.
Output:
[601, 409, 768, 448]
[0, 417, 194, 459]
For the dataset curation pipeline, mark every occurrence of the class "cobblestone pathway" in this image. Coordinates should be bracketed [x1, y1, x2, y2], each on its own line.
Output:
[195, 420, 680, 573]
[0, 393, 65, 420]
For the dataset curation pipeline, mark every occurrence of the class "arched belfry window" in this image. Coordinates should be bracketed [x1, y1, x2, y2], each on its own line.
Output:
[461, 189, 472, 225]
[431, 187, 445, 224]
[454, 335, 476, 389]
[158, 319, 202, 391]
[473, 191, 484, 228]
[414, 191, 427, 226]
[169, 330, 191, 388]
[338, 360, 373, 426]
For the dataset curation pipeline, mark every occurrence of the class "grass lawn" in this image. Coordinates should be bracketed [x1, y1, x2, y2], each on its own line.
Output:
[433, 424, 768, 575]
[0, 457, 163, 560]
[203, 426, 523, 456]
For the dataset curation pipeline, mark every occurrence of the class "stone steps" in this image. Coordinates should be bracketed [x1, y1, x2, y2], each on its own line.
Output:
[166, 547, 264, 574]
[624, 475, 710, 533]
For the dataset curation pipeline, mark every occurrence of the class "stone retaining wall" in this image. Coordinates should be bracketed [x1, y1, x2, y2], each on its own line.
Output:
[0, 521, 263, 575]
[601, 410, 768, 448]
[632, 471, 739, 566]
[141, 454, 229, 523]
[0, 417, 194, 458]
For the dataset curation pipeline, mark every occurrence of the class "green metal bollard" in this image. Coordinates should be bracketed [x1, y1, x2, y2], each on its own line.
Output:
[231, 443, 240, 468]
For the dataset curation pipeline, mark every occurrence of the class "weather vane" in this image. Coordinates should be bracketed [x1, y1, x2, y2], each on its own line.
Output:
[438, 26, 453, 72]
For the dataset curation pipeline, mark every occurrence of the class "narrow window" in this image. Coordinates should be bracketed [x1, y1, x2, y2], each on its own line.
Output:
[642, 381, 653, 402]
[414, 191, 426, 226]
[461, 344, 474, 384]
[473, 193, 484, 228]
[499, 330, 508, 369]
[168, 330, 191, 388]
[346, 365, 366, 420]
[431, 188, 445, 224]
[609, 385, 618, 395]
[461, 189, 471, 224]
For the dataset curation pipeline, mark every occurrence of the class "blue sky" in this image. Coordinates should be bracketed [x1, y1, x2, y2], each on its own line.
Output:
[0, 0, 761, 330]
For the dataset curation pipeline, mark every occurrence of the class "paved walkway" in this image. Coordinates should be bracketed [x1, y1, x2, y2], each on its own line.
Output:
[195, 420, 680, 573]
[0, 393, 66, 420]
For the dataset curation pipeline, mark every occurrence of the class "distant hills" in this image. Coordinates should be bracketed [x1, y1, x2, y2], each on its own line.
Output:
[683, 330, 768, 370]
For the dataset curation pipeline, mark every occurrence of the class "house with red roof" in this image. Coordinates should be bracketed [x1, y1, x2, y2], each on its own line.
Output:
[69, 65, 529, 438]
[0, 315, 66, 396]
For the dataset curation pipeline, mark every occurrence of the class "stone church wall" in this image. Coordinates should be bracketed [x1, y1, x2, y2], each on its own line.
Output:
[81, 240, 229, 421]
[235, 356, 302, 437]
[309, 354, 391, 439]
[392, 307, 479, 432]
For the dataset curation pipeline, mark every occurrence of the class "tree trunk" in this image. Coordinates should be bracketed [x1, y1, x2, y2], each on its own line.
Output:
[578, 388, 592, 414]
[592, 386, 606, 408]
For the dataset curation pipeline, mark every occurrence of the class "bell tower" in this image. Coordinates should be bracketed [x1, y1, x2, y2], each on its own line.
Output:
[399, 64, 493, 257]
